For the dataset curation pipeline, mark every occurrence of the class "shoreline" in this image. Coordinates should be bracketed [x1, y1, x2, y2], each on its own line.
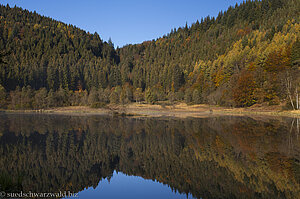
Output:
[1, 103, 300, 118]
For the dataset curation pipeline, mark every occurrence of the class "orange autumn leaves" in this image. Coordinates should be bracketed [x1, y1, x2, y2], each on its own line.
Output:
[233, 69, 257, 107]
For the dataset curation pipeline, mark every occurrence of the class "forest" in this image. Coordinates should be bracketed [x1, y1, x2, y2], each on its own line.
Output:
[0, 115, 299, 198]
[0, 0, 299, 109]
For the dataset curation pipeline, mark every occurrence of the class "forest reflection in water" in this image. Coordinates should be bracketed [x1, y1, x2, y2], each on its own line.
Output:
[0, 114, 299, 199]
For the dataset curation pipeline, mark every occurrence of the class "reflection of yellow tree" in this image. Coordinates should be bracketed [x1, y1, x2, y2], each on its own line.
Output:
[192, 118, 300, 197]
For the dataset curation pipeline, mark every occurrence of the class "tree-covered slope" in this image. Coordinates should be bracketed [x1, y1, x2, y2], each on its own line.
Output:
[117, 0, 300, 106]
[0, 4, 119, 91]
[0, 0, 299, 109]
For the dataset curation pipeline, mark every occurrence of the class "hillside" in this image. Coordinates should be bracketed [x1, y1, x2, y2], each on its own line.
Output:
[0, 0, 299, 109]
[117, 0, 300, 107]
[0, 4, 119, 91]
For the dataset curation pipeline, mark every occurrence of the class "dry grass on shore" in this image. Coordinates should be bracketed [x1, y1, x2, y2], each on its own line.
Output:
[2, 102, 300, 118]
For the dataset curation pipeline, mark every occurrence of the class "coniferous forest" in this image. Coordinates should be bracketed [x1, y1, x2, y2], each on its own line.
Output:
[0, 0, 299, 109]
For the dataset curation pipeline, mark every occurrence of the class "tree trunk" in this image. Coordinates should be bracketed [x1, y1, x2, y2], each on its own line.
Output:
[285, 72, 295, 110]
[296, 88, 299, 110]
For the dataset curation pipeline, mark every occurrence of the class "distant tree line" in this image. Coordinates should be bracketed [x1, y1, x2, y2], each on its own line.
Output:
[0, 0, 299, 109]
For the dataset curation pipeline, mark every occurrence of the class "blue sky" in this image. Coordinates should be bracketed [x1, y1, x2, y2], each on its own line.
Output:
[1, 0, 244, 47]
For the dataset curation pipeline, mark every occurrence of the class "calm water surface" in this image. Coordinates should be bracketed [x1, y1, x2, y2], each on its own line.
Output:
[0, 113, 299, 199]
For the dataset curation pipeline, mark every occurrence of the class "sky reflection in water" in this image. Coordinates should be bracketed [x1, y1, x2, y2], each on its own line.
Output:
[74, 171, 193, 199]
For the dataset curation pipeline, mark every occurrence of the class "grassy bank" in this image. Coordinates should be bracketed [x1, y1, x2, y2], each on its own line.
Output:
[1, 102, 300, 118]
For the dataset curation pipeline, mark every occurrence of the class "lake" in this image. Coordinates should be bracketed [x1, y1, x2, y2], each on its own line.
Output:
[0, 113, 299, 199]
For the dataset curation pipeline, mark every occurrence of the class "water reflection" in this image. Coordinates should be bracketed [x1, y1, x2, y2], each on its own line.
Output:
[75, 171, 193, 199]
[0, 114, 299, 199]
